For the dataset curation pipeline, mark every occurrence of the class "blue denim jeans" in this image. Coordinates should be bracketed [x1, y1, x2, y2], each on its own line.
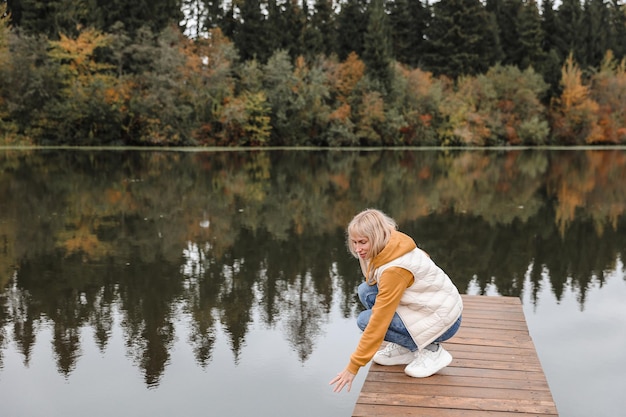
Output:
[356, 281, 461, 352]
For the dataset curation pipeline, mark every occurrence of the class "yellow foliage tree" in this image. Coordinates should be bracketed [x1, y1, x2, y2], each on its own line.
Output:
[551, 54, 603, 144]
[49, 29, 114, 83]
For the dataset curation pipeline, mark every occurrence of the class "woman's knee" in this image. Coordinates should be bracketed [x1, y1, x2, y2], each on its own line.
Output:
[356, 310, 371, 331]
[436, 315, 462, 342]
[357, 282, 378, 309]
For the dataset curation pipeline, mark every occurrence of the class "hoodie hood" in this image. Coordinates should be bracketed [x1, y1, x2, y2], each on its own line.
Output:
[360, 230, 417, 283]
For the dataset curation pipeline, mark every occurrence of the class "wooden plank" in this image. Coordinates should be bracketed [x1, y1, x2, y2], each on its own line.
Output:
[352, 295, 559, 416]
[360, 381, 555, 402]
[353, 404, 558, 417]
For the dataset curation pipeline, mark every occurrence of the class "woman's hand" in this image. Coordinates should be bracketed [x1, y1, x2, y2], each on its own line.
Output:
[329, 368, 355, 393]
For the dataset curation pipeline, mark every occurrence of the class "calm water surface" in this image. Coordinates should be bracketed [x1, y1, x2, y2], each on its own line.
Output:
[0, 148, 625, 417]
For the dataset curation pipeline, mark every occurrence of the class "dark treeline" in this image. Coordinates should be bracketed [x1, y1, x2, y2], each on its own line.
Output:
[2, 1, 626, 146]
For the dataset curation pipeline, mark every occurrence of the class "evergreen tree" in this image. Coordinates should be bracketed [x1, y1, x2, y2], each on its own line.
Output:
[203, 0, 224, 29]
[335, 0, 368, 60]
[422, 0, 502, 78]
[387, 0, 428, 67]
[281, 0, 306, 59]
[487, 0, 523, 67]
[179, 0, 224, 37]
[554, 0, 585, 64]
[300, 0, 323, 61]
[582, 0, 610, 68]
[608, 0, 626, 58]
[363, 0, 393, 92]
[7, 0, 99, 38]
[220, 1, 237, 40]
[540, 0, 563, 93]
[234, 0, 269, 62]
[309, 0, 336, 58]
[95, 0, 184, 36]
[7, 0, 184, 39]
[517, 0, 546, 70]
[541, 0, 558, 54]
[266, 0, 287, 53]
[5, 0, 21, 24]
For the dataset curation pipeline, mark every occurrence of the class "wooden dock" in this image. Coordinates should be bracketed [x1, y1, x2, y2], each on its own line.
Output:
[352, 295, 558, 416]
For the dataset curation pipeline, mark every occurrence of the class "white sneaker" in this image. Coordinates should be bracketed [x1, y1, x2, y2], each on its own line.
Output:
[404, 344, 452, 378]
[372, 343, 416, 366]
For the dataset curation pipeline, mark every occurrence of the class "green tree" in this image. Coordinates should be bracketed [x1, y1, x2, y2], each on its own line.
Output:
[260, 49, 332, 146]
[540, 0, 564, 94]
[203, 0, 224, 29]
[300, 0, 323, 62]
[581, 0, 610, 68]
[517, 0, 546, 70]
[487, 0, 522, 67]
[488, 0, 544, 70]
[607, 0, 626, 58]
[220, 1, 237, 40]
[290, 56, 332, 145]
[7, 0, 183, 38]
[180, 0, 224, 38]
[94, 0, 184, 37]
[0, 32, 63, 141]
[335, 0, 368, 60]
[262, 50, 298, 144]
[310, 0, 336, 58]
[362, 0, 394, 93]
[388, 0, 429, 68]
[6, 0, 97, 38]
[554, 0, 585, 64]
[281, 0, 306, 60]
[234, 0, 269, 62]
[265, 0, 286, 54]
[422, 0, 502, 78]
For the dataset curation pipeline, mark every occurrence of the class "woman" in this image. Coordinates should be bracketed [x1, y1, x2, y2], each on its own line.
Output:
[329, 209, 463, 393]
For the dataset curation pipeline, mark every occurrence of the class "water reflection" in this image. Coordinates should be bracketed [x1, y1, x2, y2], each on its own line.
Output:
[0, 148, 625, 413]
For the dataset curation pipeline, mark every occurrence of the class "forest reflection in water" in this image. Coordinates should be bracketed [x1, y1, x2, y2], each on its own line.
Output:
[0, 148, 625, 417]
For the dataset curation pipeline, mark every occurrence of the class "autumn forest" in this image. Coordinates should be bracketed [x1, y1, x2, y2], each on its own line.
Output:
[2, 0, 626, 147]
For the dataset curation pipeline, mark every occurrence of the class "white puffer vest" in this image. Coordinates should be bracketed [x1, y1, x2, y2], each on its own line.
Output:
[373, 248, 463, 350]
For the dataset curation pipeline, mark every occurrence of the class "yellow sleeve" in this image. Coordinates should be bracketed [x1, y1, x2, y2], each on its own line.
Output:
[346, 267, 414, 374]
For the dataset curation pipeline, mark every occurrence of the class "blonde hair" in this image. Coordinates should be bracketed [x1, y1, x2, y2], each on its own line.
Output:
[346, 208, 397, 259]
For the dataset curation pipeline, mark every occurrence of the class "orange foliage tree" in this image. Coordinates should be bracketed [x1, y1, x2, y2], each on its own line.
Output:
[325, 52, 366, 145]
[588, 51, 626, 144]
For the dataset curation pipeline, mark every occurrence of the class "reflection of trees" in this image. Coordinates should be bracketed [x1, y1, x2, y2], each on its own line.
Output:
[0, 149, 625, 384]
[118, 257, 182, 387]
[182, 242, 219, 367]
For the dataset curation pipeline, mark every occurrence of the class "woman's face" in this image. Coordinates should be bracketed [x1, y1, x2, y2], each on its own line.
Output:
[351, 234, 371, 259]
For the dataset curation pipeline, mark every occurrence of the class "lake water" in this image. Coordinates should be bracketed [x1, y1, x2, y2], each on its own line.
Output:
[0, 148, 625, 417]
